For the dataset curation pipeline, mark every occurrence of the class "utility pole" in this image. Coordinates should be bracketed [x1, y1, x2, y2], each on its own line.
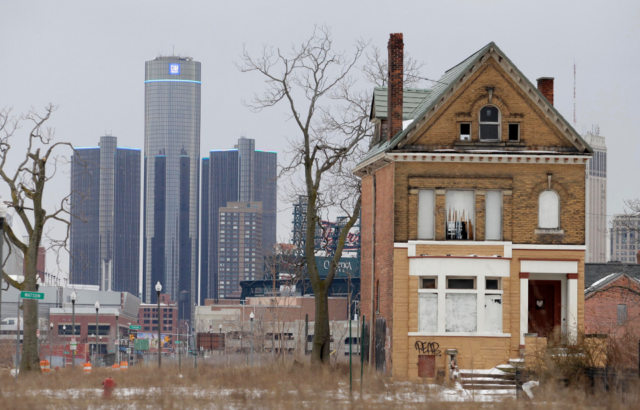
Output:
[155, 282, 162, 368]
[71, 291, 77, 369]
[0, 198, 7, 328]
[250, 312, 254, 367]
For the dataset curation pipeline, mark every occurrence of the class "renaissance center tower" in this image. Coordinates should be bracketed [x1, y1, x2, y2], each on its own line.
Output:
[143, 56, 201, 325]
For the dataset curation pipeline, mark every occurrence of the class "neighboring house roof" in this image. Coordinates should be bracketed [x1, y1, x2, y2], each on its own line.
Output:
[370, 87, 432, 120]
[585, 271, 640, 298]
[356, 42, 592, 170]
[585, 262, 640, 288]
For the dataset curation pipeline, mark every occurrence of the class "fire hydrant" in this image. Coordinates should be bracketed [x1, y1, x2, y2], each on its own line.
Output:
[102, 377, 117, 399]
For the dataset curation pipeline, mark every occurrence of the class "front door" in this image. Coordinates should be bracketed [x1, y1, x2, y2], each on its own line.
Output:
[418, 355, 436, 378]
[528, 280, 561, 341]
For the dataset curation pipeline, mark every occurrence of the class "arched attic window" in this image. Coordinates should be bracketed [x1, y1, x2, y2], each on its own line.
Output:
[538, 190, 560, 229]
[479, 105, 501, 141]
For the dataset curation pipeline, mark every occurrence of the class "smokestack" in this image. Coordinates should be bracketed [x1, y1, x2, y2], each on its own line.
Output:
[387, 33, 404, 140]
[536, 77, 554, 106]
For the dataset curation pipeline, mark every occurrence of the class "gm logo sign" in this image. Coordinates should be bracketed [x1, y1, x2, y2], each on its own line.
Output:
[169, 64, 181, 75]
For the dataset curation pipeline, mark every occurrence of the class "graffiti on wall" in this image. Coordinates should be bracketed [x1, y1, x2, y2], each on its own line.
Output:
[414, 341, 441, 356]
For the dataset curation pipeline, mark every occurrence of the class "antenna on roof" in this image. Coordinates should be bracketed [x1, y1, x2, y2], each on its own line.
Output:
[573, 59, 576, 127]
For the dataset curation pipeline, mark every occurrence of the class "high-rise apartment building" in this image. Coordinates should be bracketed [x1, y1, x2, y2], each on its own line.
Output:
[69, 136, 141, 296]
[200, 137, 276, 302]
[584, 131, 607, 263]
[217, 202, 263, 298]
[610, 215, 640, 263]
[143, 56, 201, 326]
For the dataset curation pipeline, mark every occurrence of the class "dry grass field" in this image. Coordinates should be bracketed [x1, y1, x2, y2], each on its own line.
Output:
[0, 361, 638, 409]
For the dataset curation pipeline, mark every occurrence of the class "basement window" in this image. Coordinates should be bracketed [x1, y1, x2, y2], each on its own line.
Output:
[479, 105, 501, 141]
[459, 123, 471, 141]
[508, 123, 520, 141]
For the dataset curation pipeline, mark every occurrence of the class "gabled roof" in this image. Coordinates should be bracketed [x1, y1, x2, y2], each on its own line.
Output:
[370, 87, 432, 120]
[585, 262, 640, 288]
[585, 271, 640, 297]
[357, 42, 592, 170]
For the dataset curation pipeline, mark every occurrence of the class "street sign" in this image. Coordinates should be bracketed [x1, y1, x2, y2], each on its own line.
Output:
[175, 341, 181, 344]
[70, 344, 77, 351]
[115, 340, 119, 345]
[134, 339, 149, 351]
[64, 351, 69, 354]
[37, 329, 40, 338]
[20, 291, 44, 300]
[129, 325, 141, 330]
[126, 348, 131, 354]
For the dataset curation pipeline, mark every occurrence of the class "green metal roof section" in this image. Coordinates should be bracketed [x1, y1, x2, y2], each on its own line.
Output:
[358, 42, 592, 167]
[370, 87, 431, 120]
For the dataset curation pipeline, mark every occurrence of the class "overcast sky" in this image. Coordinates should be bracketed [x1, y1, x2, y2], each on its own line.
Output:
[1, 0, 639, 277]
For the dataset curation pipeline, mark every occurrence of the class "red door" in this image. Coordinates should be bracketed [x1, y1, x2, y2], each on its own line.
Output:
[528, 280, 561, 341]
[418, 355, 436, 378]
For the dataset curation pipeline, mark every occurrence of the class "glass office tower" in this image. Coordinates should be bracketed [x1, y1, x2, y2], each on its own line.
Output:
[143, 56, 201, 326]
[200, 137, 276, 302]
[69, 136, 141, 296]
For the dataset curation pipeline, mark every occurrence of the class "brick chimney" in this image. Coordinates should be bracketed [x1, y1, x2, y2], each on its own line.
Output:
[636, 250, 640, 264]
[536, 77, 554, 106]
[387, 33, 404, 140]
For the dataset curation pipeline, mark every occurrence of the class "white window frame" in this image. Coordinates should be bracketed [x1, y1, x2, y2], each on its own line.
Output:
[418, 189, 435, 240]
[411, 258, 510, 337]
[485, 190, 503, 241]
[538, 190, 560, 229]
[508, 122, 520, 141]
[479, 105, 501, 141]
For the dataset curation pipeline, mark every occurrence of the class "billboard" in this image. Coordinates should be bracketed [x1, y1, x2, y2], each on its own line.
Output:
[137, 333, 170, 349]
[315, 256, 359, 279]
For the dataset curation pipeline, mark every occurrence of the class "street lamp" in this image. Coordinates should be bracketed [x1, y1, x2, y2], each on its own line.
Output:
[250, 312, 254, 368]
[95, 301, 100, 367]
[0, 197, 7, 328]
[115, 310, 119, 364]
[49, 322, 54, 363]
[155, 281, 162, 369]
[219, 324, 222, 356]
[70, 291, 77, 368]
[62, 325, 66, 368]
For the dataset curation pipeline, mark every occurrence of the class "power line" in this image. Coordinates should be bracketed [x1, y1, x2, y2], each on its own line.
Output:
[404, 74, 449, 86]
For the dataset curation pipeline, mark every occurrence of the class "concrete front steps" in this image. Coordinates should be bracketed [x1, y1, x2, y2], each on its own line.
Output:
[459, 369, 516, 391]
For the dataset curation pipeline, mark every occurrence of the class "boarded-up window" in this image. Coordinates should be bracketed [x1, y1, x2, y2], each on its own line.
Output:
[485, 191, 502, 240]
[484, 294, 503, 333]
[445, 294, 477, 332]
[446, 190, 475, 240]
[539, 190, 560, 229]
[418, 190, 435, 239]
[419, 293, 438, 332]
[617, 304, 627, 325]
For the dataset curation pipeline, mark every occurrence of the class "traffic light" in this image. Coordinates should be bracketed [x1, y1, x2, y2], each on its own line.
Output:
[129, 334, 134, 341]
[164, 336, 170, 343]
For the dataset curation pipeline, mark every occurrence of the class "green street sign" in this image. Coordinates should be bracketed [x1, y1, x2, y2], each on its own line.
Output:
[64, 351, 69, 354]
[129, 325, 141, 330]
[20, 291, 44, 300]
[174, 341, 181, 344]
[134, 339, 149, 351]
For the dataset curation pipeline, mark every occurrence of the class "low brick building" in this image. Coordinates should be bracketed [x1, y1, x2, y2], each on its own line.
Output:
[585, 272, 640, 336]
[138, 293, 179, 352]
[354, 35, 591, 378]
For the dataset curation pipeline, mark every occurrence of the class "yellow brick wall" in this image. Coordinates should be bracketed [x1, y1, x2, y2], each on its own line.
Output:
[392, 246, 585, 379]
[410, 59, 574, 150]
[395, 162, 585, 244]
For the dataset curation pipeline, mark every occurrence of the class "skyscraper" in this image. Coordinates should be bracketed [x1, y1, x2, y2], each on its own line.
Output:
[584, 131, 607, 263]
[143, 56, 201, 326]
[200, 137, 276, 301]
[69, 136, 141, 296]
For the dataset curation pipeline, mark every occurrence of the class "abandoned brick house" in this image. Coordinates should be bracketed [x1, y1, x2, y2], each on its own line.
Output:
[354, 34, 592, 379]
[585, 272, 640, 337]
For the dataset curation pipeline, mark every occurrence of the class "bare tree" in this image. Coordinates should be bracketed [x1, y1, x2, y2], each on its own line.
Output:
[0, 105, 74, 372]
[362, 45, 426, 88]
[238, 27, 371, 364]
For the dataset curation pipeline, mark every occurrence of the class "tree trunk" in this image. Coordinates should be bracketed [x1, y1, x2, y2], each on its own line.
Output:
[311, 288, 331, 363]
[20, 244, 40, 372]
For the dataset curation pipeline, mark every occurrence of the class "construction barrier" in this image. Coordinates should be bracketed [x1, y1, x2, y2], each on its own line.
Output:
[119, 361, 128, 371]
[40, 360, 50, 374]
[83, 362, 92, 374]
[111, 363, 120, 371]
